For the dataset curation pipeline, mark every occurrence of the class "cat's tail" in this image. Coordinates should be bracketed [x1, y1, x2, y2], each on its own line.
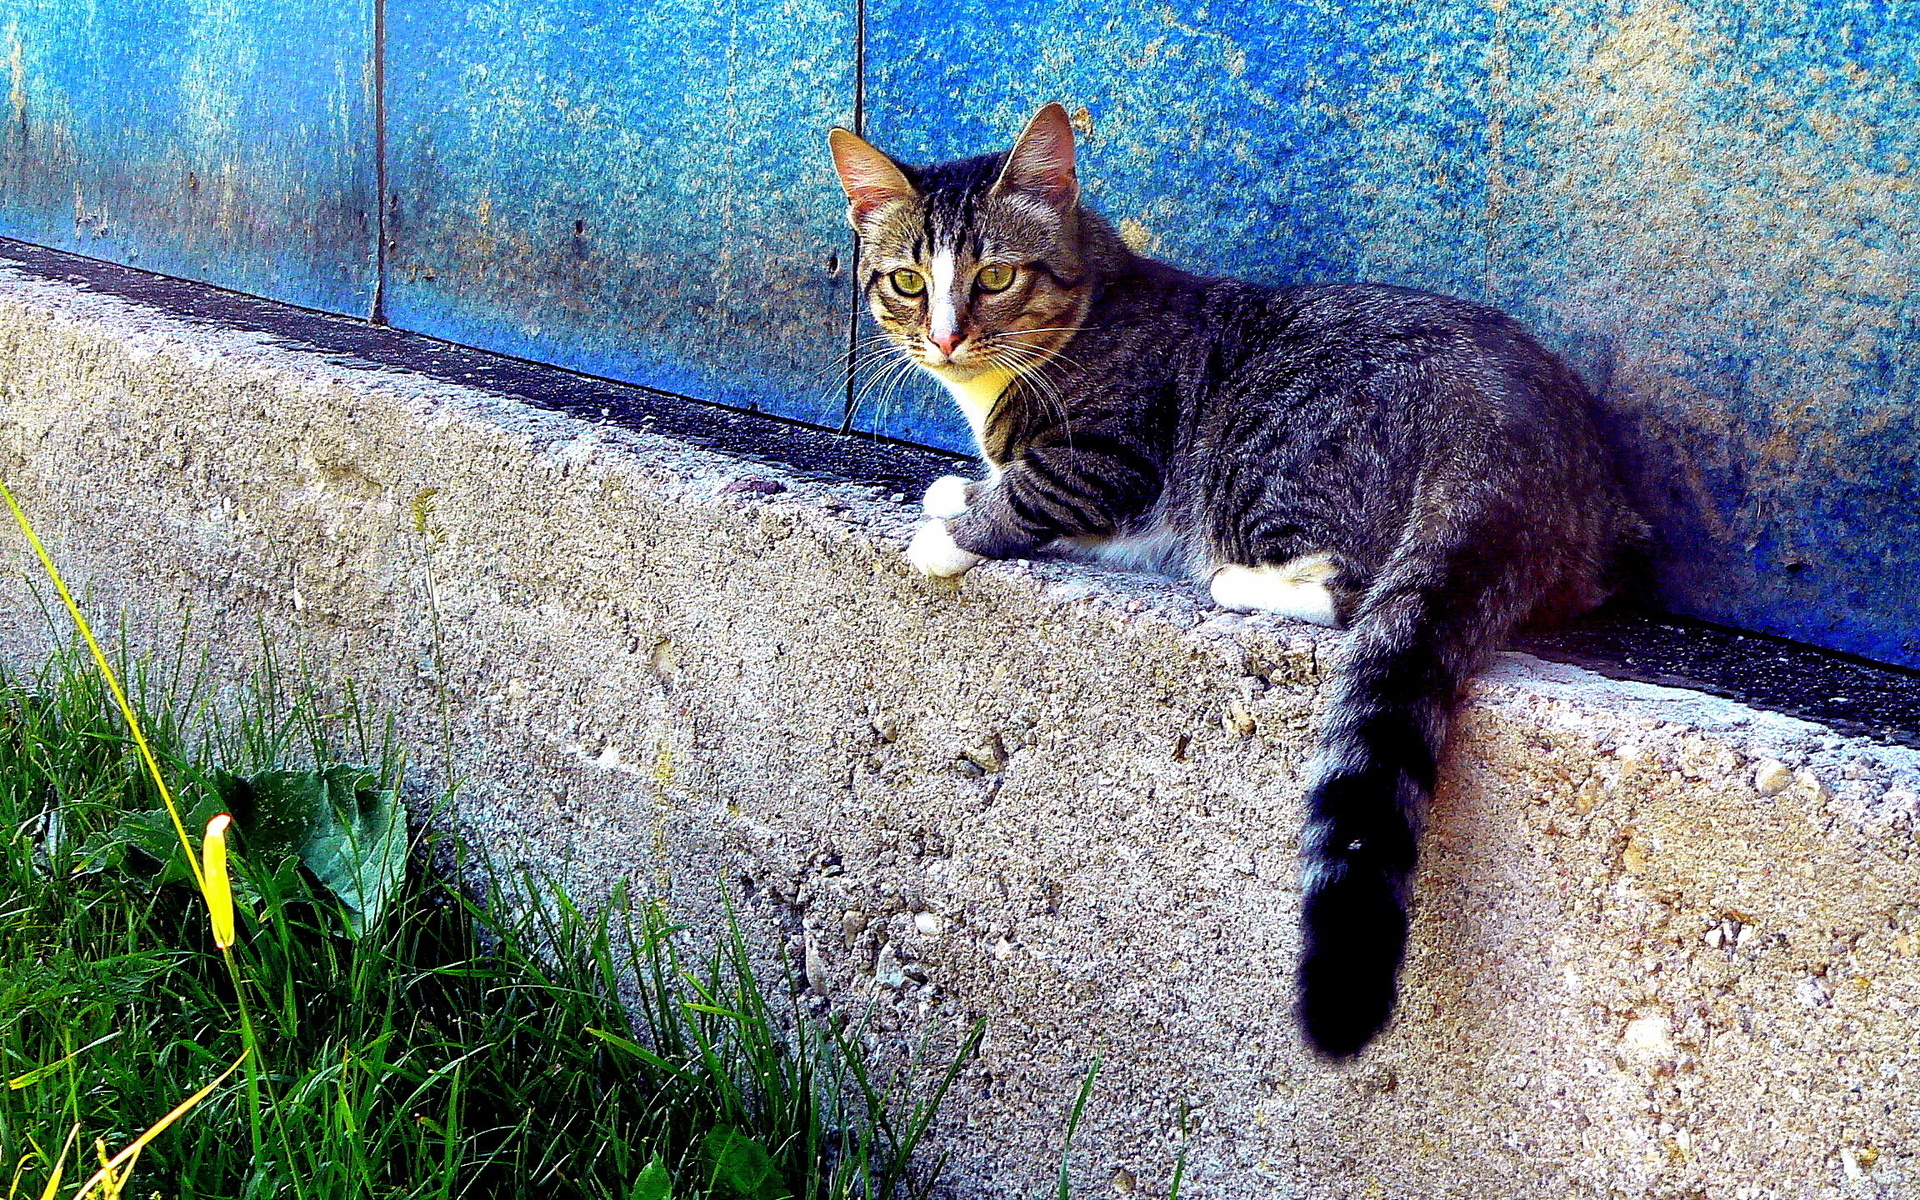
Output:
[1295, 540, 1525, 1059]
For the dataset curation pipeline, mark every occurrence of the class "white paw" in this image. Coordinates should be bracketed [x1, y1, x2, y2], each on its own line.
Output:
[908, 519, 985, 578]
[921, 475, 973, 519]
[1209, 560, 1339, 626]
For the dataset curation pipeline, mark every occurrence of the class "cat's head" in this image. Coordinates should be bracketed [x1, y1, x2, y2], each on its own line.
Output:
[827, 104, 1104, 383]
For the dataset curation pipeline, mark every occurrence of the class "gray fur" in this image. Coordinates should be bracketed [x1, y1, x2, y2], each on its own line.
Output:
[830, 107, 1646, 1058]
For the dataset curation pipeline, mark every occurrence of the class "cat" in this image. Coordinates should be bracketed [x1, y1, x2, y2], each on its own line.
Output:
[828, 104, 1644, 1059]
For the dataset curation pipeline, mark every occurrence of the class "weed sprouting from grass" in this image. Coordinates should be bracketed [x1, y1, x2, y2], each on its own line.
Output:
[0, 639, 978, 1199]
[0, 480, 990, 1198]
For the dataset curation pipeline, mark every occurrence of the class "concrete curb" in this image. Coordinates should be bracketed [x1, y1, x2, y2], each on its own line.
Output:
[1, 266, 1916, 1198]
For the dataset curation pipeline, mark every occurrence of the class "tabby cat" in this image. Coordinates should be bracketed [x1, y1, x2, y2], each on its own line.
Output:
[828, 104, 1643, 1059]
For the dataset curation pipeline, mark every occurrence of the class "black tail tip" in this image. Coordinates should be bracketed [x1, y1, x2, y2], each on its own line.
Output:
[1296, 872, 1409, 1060]
[1297, 963, 1397, 1060]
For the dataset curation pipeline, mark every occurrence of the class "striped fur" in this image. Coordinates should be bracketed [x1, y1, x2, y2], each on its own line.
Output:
[830, 106, 1646, 1059]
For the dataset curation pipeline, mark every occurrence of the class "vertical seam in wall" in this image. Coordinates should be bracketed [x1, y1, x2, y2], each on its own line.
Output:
[371, 0, 390, 325]
[1481, 3, 1506, 308]
[852, 0, 866, 139]
[839, 0, 867, 433]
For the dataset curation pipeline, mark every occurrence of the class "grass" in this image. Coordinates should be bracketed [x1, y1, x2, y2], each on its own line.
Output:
[0, 637, 980, 1200]
[0, 482, 1145, 1200]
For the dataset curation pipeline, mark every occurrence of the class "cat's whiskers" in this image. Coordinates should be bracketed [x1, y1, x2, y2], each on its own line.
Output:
[989, 339, 1085, 378]
[817, 334, 918, 417]
[799, 336, 910, 387]
[847, 346, 927, 425]
[849, 337, 908, 361]
[807, 339, 921, 418]
[984, 329, 1084, 376]
[1009, 348, 1082, 443]
[980, 341, 1076, 444]
[798, 347, 881, 387]
[987, 330, 1088, 377]
[996, 325, 1088, 338]
[849, 349, 917, 405]
[992, 326, 1091, 372]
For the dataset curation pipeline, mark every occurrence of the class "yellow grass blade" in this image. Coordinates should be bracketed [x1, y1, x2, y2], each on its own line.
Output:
[8, 1123, 77, 1200]
[0, 476, 205, 895]
[7, 1033, 120, 1092]
[38, 1127, 78, 1200]
[69, 1051, 249, 1200]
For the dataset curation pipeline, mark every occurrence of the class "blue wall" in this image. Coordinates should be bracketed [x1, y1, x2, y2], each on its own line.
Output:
[1, 0, 1914, 668]
[0, 0, 377, 314]
[383, 0, 854, 426]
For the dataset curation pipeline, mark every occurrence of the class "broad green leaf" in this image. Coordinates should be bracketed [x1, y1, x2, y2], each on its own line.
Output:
[70, 822, 130, 876]
[114, 790, 226, 886]
[701, 1126, 789, 1200]
[628, 1156, 673, 1200]
[217, 765, 406, 937]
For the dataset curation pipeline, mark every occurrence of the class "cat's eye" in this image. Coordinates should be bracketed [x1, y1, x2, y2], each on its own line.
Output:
[889, 268, 926, 296]
[976, 264, 1016, 293]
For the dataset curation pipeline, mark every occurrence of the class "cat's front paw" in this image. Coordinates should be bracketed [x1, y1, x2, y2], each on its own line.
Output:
[921, 475, 973, 519]
[907, 519, 985, 578]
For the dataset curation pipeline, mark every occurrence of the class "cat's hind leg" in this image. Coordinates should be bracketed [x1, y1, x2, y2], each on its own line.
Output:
[1209, 553, 1343, 626]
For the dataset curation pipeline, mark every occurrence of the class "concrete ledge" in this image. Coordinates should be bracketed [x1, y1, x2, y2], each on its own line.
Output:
[2, 266, 1918, 1199]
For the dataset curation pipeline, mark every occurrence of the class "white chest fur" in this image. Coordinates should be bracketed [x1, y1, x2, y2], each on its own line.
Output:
[936, 369, 1016, 460]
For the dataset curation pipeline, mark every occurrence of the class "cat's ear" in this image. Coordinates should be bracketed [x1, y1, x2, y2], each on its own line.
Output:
[993, 103, 1078, 209]
[828, 128, 917, 225]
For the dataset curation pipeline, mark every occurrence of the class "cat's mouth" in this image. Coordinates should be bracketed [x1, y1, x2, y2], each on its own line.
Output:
[915, 334, 1057, 377]
[914, 343, 989, 374]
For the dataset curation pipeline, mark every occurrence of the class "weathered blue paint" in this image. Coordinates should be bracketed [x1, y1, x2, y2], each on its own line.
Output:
[381, 0, 855, 427]
[1484, 0, 1920, 669]
[861, 0, 1495, 450]
[0, 0, 1911, 667]
[0, 0, 377, 315]
[864, 0, 1920, 667]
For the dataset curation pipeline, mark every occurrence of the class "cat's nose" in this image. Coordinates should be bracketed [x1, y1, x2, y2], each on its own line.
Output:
[929, 329, 963, 357]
